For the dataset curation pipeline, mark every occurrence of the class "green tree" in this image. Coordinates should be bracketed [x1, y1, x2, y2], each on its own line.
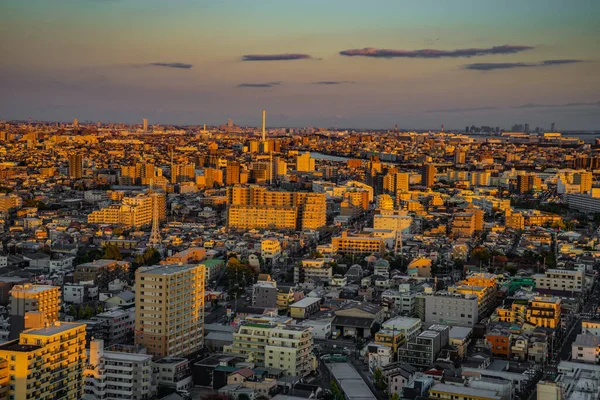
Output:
[390, 393, 400, 400]
[102, 244, 123, 261]
[226, 257, 255, 298]
[373, 368, 386, 390]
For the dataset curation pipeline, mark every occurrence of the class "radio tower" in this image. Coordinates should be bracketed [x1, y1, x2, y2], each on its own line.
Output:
[262, 109, 267, 142]
[148, 193, 162, 248]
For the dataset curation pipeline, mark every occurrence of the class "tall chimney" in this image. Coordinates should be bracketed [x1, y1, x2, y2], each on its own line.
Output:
[262, 109, 266, 142]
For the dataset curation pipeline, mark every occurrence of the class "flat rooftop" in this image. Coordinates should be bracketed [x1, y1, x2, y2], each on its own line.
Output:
[0, 340, 42, 353]
[23, 322, 85, 337]
[138, 263, 199, 275]
[326, 362, 376, 400]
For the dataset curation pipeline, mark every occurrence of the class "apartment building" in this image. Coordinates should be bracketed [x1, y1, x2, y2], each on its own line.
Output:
[88, 192, 166, 228]
[331, 231, 386, 255]
[226, 186, 326, 231]
[135, 264, 205, 358]
[9, 284, 60, 339]
[398, 324, 450, 368]
[261, 239, 281, 263]
[83, 338, 155, 400]
[533, 269, 585, 293]
[452, 212, 476, 238]
[428, 383, 502, 400]
[0, 321, 87, 400]
[373, 212, 412, 234]
[450, 273, 498, 317]
[224, 321, 314, 377]
[424, 292, 479, 327]
[0, 194, 22, 213]
[294, 259, 333, 283]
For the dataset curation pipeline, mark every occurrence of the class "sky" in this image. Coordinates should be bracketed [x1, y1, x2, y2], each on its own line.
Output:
[1, 0, 599, 130]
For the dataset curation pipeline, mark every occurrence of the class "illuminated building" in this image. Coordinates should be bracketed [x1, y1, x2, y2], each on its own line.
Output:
[496, 296, 561, 328]
[9, 284, 60, 339]
[226, 186, 326, 230]
[135, 264, 205, 358]
[0, 321, 87, 400]
[296, 152, 315, 172]
[428, 383, 502, 400]
[69, 153, 83, 178]
[421, 164, 436, 188]
[171, 163, 195, 183]
[331, 231, 386, 255]
[0, 194, 22, 213]
[225, 161, 241, 185]
[87, 192, 166, 228]
[451, 212, 476, 238]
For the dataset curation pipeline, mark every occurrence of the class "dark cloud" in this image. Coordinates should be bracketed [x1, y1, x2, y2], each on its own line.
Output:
[237, 81, 281, 88]
[426, 106, 498, 113]
[339, 44, 532, 59]
[312, 81, 355, 85]
[514, 101, 600, 109]
[242, 54, 312, 61]
[464, 59, 583, 71]
[147, 62, 193, 69]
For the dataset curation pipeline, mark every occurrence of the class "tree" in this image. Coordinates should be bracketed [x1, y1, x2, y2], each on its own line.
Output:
[226, 257, 256, 298]
[102, 244, 123, 261]
[390, 393, 400, 400]
[373, 368, 386, 390]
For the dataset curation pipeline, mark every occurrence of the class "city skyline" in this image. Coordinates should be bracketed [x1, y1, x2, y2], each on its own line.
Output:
[1, 0, 599, 129]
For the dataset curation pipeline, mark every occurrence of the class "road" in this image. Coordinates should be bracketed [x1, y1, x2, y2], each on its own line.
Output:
[556, 278, 600, 362]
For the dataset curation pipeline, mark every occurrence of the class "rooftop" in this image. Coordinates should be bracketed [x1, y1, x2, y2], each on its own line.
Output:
[138, 263, 199, 275]
[23, 322, 86, 337]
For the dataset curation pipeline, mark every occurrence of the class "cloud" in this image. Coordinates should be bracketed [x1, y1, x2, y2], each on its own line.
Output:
[242, 54, 312, 61]
[147, 62, 193, 69]
[425, 106, 498, 113]
[312, 81, 355, 85]
[339, 44, 532, 59]
[514, 101, 600, 109]
[237, 81, 281, 88]
[463, 59, 583, 71]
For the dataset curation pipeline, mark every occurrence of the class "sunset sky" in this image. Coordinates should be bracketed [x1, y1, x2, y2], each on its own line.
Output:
[1, 0, 599, 129]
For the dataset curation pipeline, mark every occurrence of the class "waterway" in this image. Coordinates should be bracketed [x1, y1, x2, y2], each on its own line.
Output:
[310, 152, 350, 162]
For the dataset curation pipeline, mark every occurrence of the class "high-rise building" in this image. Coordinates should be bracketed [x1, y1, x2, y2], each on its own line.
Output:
[73, 118, 78, 128]
[454, 150, 466, 165]
[83, 339, 155, 400]
[0, 321, 87, 400]
[516, 174, 542, 194]
[225, 161, 241, 185]
[9, 284, 60, 339]
[296, 152, 315, 172]
[226, 186, 326, 230]
[383, 172, 409, 194]
[421, 164, 436, 188]
[143, 118, 148, 132]
[574, 171, 593, 194]
[135, 264, 205, 358]
[171, 163, 195, 184]
[69, 153, 83, 178]
[550, 122, 556, 131]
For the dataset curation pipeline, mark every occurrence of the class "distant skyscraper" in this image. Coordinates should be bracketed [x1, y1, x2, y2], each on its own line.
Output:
[69, 153, 83, 178]
[296, 152, 315, 172]
[73, 118, 78, 128]
[421, 164, 436, 188]
[454, 150, 466, 165]
[551, 122, 556, 132]
[227, 118, 233, 128]
[143, 118, 148, 132]
[524, 123, 530, 133]
[261, 109, 266, 142]
[226, 161, 241, 185]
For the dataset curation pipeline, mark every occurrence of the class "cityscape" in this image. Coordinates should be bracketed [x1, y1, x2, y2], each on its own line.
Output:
[1, 1, 600, 400]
